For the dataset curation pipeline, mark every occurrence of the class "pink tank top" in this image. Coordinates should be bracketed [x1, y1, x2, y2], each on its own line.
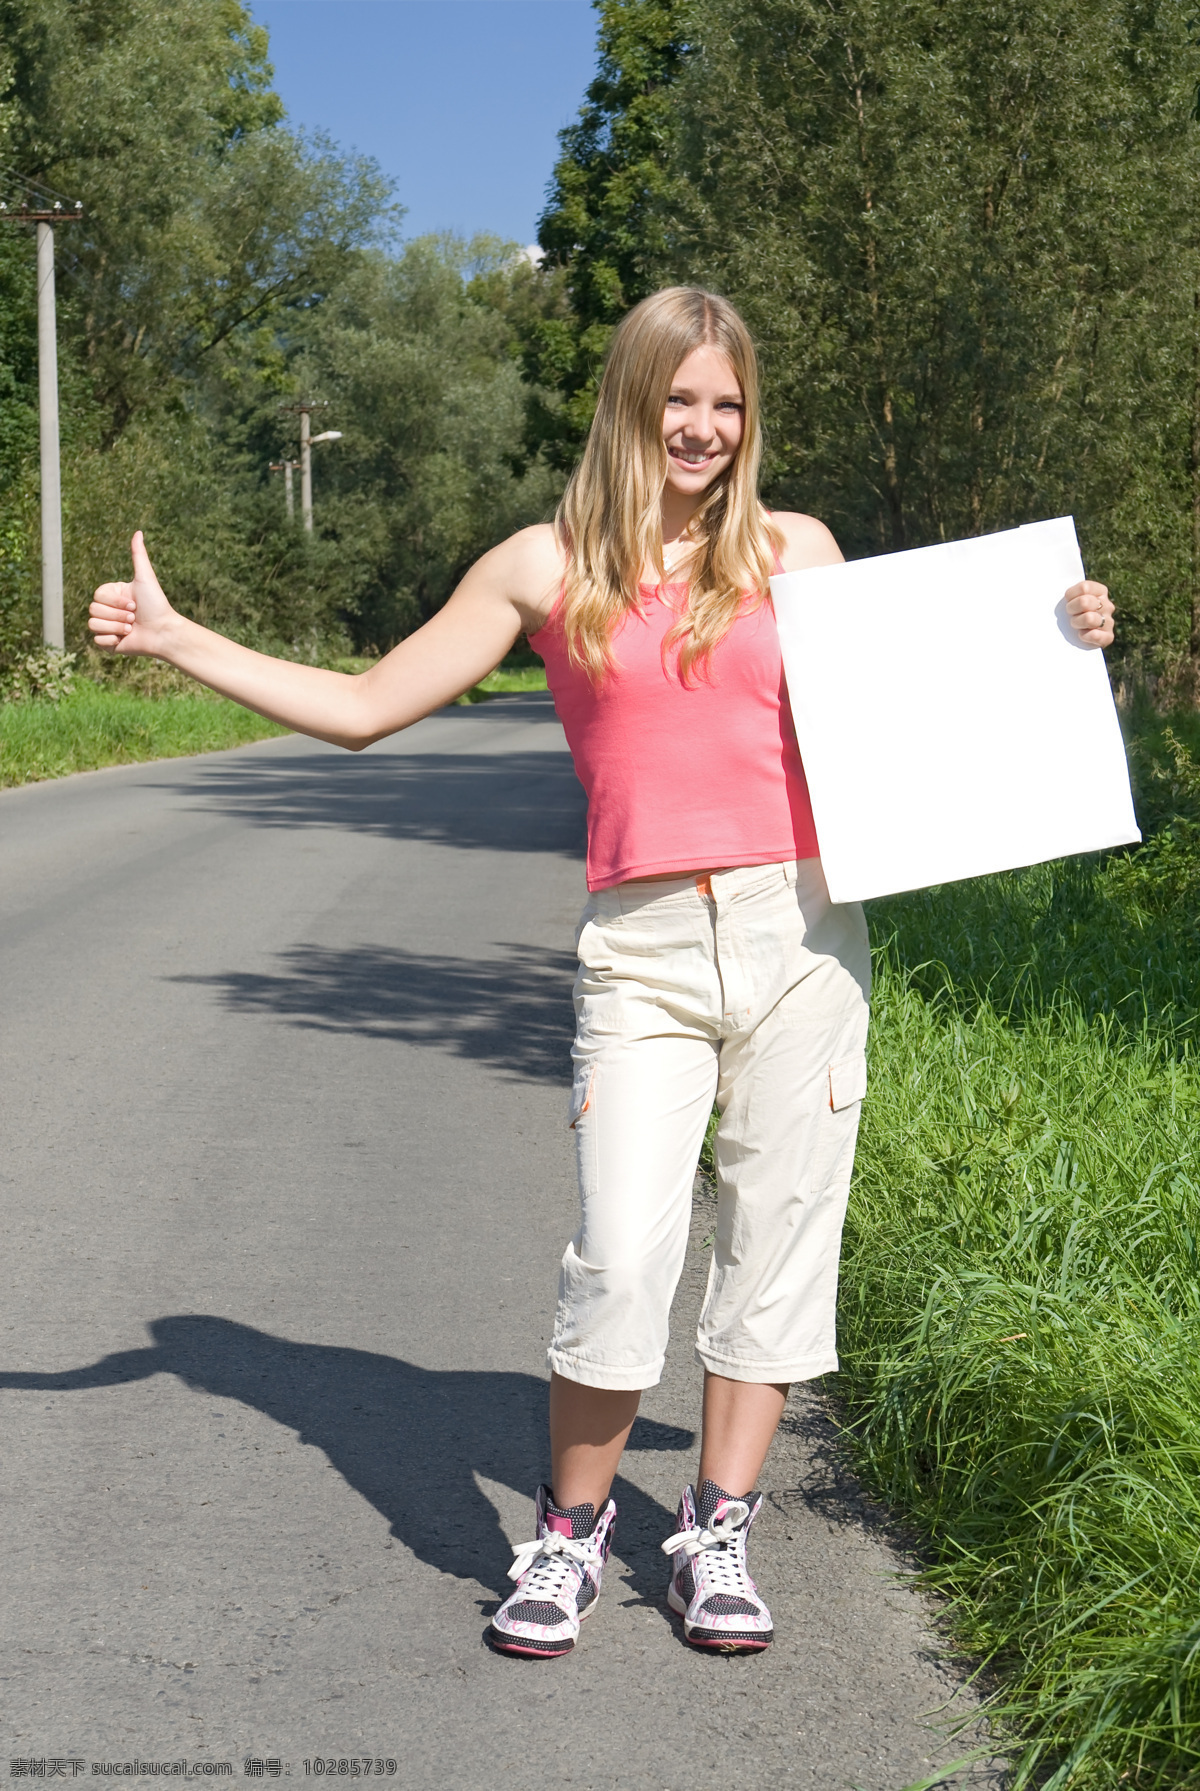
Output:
[528, 581, 819, 891]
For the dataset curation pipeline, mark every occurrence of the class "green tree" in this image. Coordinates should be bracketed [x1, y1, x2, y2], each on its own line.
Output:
[0, 0, 407, 665]
[0, 3, 562, 671]
[668, 0, 1198, 561]
[545, 0, 1200, 688]
[285, 236, 563, 650]
[531, 0, 686, 460]
[0, 0, 393, 439]
[51, 234, 562, 662]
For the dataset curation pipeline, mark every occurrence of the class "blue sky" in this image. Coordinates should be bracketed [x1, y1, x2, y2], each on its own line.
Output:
[249, 1, 601, 246]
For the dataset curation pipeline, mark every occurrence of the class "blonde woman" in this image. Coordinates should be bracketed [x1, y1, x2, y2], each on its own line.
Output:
[90, 287, 1115, 1659]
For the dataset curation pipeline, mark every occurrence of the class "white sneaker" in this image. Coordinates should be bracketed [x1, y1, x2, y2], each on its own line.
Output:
[663, 1480, 774, 1651]
[490, 1484, 616, 1658]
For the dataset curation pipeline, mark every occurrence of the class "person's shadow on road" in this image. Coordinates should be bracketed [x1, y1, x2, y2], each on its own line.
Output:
[0, 1315, 690, 1612]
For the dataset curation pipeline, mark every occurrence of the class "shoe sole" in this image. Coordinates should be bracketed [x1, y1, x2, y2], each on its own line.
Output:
[490, 1587, 600, 1659]
[683, 1628, 773, 1651]
[489, 1633, 576, 1657]
[667, 1584, 773, 1652]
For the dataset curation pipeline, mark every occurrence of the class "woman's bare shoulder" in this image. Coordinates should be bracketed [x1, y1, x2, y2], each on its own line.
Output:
[769, 510, 844, 573]
[474, 523, 566, 631]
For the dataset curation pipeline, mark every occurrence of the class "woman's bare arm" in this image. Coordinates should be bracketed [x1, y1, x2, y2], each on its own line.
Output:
[89, 526, 563, 749]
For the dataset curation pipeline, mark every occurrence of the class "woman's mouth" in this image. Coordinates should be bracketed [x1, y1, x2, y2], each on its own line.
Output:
[668, 447, 715, 468]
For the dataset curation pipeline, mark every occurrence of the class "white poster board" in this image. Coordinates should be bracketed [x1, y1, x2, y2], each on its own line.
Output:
[770, 517, 1140, 904]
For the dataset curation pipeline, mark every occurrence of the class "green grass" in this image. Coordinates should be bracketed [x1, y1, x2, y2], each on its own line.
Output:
[834, 718, 1200, 1787]
[0, 683, 289, 787]
[0, 656, 549, 788]
[455, 663, 548, 702]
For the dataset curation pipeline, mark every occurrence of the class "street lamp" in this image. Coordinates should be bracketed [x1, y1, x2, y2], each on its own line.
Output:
[301, 430, 342, 532]
[278, 400, 343, 531]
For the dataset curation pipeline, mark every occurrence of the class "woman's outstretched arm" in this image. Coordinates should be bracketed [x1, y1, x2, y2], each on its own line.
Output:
[88, 526, 562, 750]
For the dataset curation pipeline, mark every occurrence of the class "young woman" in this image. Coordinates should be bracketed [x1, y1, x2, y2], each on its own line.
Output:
[90, 286, 1115, 1660]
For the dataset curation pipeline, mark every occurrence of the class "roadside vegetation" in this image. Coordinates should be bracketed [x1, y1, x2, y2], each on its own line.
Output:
[0, 680, 288, 786]
[0, 649, 548, 787]
[0, 1, 567, 676]
[836, 713, 1200, 1790]
[5, 0, 1200, 696]
[455, 649, 549, 704]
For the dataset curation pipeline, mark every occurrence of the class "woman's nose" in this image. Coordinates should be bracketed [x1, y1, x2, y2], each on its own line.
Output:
[683, 408, 717, 442]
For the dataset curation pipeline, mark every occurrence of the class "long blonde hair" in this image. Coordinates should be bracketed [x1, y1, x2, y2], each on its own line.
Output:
[556, 286, 783, 682]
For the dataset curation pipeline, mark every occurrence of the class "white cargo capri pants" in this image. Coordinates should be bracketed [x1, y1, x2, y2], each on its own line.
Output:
[548, 858, 871, 1391]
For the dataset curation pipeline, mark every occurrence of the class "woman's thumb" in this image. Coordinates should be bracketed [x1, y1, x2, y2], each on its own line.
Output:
[131, 529, 152, 576]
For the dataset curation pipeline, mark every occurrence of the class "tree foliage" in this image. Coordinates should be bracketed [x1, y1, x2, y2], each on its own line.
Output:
[0, 0, 561, 670]
[7, 0, 1197, 693]
[531, 0, 686, 459]
[543, 0, 1200, 689]
[0, 0, 391, 434]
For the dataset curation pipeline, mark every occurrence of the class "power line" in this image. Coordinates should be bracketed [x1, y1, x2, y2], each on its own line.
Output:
[0, 164, 84, 221]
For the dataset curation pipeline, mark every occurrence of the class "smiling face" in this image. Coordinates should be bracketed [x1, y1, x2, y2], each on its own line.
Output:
[661, 344, 746, 511]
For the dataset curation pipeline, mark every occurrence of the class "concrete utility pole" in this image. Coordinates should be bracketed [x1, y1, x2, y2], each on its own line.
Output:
[0, 174, 83, 649]
[279, 401, 342, 532]
[269, 459, 299, 520]
[35, 224, 63, 647]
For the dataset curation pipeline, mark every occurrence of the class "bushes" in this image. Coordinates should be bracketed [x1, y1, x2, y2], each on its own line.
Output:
[3, 645, 77, 702]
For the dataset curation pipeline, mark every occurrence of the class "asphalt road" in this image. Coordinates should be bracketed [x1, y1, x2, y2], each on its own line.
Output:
[0, 693, 1003, 1789]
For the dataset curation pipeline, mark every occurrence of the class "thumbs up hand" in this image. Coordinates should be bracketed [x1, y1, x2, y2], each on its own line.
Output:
[89, 532, 176, 656]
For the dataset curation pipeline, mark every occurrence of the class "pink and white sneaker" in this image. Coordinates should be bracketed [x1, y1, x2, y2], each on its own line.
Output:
[662, 1481, 774, 1652]
[490, 1484, 616, 1658]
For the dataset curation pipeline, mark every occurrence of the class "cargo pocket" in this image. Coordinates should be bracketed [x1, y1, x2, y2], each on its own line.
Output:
[828, 1051, 867, 1112]
[568, 1063, 596, 1129]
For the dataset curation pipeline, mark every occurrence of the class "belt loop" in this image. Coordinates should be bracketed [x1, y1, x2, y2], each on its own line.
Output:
[695, 873, 714, 900]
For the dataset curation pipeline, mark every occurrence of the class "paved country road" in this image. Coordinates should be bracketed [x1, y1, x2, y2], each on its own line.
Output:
[0, 695, 1002, 1790]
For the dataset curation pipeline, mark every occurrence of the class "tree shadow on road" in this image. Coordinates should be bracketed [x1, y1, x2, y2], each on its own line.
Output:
[0, 1316, 689, 1604]
[168, 741, 586, 861]
[170, 941, 578, 1084]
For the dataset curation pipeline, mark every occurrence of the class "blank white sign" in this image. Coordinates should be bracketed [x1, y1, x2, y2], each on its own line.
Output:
[770, 516, 1140, 904]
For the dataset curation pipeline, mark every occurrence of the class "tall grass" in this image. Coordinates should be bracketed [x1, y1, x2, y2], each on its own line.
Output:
[839, 714, 1200, 1787]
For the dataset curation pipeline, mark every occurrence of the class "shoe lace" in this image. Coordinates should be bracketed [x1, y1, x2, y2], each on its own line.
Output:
[661, 1501, 752, 1596]
[507, 1531, 591, 1597]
